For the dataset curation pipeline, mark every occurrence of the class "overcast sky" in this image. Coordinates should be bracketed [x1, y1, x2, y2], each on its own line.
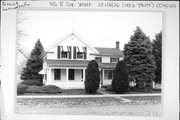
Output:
[19, 10, 162, 53]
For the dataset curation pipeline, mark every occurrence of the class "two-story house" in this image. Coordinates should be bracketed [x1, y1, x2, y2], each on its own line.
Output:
[39, 32, 124, 89]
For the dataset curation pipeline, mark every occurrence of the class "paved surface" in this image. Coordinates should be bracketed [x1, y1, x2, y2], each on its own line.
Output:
[17, 93, 161, 98]
[16, 96, 161, 116]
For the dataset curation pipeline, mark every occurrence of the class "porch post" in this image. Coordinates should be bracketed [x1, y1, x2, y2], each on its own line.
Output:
[83, 68, 85, 82]
[66, 68, 69, 83]
[102, 69, 105, 82]
[48, 68, 52, 83]
[99, 68, 102, 88]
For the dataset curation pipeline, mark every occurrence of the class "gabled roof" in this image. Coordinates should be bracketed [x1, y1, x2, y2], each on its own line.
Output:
[45, 32, 98, 54]
[93, 47, 124, 57]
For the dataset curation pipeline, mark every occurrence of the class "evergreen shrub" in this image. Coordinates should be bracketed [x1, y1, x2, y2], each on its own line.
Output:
[17, 84, 28, 95]
[85, 60, 100, 94]
[112, 61, 129, 93]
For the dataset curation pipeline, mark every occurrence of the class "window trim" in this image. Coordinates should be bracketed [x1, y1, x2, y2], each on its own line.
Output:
[69, 69, 75, 80]
[110, 57, 119, 63]
[54, 69, 61, 80]
[95, 57, 102, 62]
[61, 51, 68, 59]
[107, 70, 113, 80]
[77, 52, 84, 59]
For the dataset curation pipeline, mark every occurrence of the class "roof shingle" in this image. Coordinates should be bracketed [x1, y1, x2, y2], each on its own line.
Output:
[94, 47, 124, 57]
[46, 59, 117, 69]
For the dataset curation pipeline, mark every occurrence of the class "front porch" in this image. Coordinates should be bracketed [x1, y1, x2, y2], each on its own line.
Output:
[42, 67, 114, 89]
[43, 67, 86, 89]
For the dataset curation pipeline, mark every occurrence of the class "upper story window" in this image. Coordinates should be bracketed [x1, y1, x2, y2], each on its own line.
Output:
[76, 46, 84, 59]
[77, 52, 84, 59]
[74, 46, 87, 60]
[61, 52, 68, 58]
[57, 46, 71, 59]
[110, 57, 119, 63]
[95, 57, 102, 62]
[57, 45, 87, 60]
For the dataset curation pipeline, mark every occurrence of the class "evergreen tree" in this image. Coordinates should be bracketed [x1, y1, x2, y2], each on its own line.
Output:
[112, 60, 129, 93]
[21, 39, 44, 83]
[152, 31, 162, 84]
[85, 60, 100, 94]
[124, 26, 156, 91]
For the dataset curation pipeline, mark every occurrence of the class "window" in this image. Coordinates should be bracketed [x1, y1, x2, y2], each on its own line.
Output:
[57, 46, 71, 59]
[95, 57, 102, 62]
[107, 70, 113, 79]
[73, 46, 87, 59]
[77, 52, 84, 59]
[54, 69, 61, 80]
[61, 52, 68, 58]
[69, 69, 74, 80]
[110, 57, 119, 63]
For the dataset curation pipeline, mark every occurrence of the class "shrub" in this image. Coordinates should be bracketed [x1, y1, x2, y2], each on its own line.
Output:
[26, 85, 62, 94]
[112, 61, 129, 93]
[26, 86, 41, 93]
[40, 85, 62, 94]
[21, 80, 43, 86]
[85, 60, 100, 94]
[17, 84, 28, 95]
[105, 85, 113, 91]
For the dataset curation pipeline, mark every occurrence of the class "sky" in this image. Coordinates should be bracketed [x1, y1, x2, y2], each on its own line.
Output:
[18, 10, 162, 55]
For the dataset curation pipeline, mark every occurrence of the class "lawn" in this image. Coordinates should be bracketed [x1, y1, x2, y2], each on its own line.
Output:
[19, 88, 161, 96]
[100, 88, 161, 95]
[16, 96, 161, 116]
[21, 89, 103, 96]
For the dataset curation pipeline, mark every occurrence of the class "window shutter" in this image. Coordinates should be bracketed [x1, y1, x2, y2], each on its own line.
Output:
[84, 47, 87, 59]
[100, 57, 102, 62]
[73, 46, 76, 59]
[69, 46, 71, 59]
[57, 46, 61, 59]
[110, 57, 112, 63]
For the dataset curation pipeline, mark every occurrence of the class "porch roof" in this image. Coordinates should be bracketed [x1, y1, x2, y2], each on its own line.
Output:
[46, 59, 117, 69]
[46, 59, 90, 68]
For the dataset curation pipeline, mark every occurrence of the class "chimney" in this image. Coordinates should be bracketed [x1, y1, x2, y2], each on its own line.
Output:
[116, 41, 119, 49]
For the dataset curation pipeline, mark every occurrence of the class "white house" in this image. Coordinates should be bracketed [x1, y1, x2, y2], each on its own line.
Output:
[40, 32, 124, 89]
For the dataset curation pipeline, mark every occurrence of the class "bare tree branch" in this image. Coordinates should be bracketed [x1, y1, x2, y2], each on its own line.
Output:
[17, 11, 29, 60]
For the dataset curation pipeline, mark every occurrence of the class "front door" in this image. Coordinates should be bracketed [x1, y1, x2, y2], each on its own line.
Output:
[69, 69, 75, 80]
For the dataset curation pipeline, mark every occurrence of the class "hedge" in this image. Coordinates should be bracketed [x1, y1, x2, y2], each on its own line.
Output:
[26, 85, 62, 94]
[17, 84, 28, 95]
[20, 80, 43, 86]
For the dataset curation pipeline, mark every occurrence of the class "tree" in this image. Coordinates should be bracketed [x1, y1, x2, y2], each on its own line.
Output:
[21, 39, 44, 83]
[112, 60, 129, 93]
[85, 60, 100, 93]
[17, 11, 29, 60]
[152, 31, 162, 84]
[123, 26, 156, 91]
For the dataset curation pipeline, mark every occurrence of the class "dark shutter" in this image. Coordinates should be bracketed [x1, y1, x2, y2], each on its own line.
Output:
[110, 57, 112, 63]
[73, 46, 76, 59]
[57, 46, 60, 59]
[117, 58, 119, 62]
[100, 57, 102, 62]
[84, 47, 87, 59]
[69, 46, 71, 59]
